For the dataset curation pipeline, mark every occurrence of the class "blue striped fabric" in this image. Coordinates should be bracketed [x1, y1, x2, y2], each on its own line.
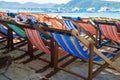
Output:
[0, 25, 18, 38]
[63, 20, 83, 35]
[47, 19, 115, 61]
[63, 20, 76, 30]
[62, 16, 81, 21]
[50, 32, 115, 61]
[70, 17, 81, 21]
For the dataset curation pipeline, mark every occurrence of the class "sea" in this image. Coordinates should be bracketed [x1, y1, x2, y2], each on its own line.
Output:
[0, 8, 120, 19]
[46, 12, 120, 19]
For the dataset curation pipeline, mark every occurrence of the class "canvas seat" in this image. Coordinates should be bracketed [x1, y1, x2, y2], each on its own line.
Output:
[94, 21, 120, 49]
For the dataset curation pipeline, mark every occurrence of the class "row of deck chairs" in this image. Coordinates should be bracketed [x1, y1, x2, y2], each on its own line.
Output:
[0, 13, 68, 72]
[0, 12, 120, 80]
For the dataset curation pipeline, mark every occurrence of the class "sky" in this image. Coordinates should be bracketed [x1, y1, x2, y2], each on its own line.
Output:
[0, 0, 120, 4]
[104, 0, 120, 2]
[0, 0, 71, 4]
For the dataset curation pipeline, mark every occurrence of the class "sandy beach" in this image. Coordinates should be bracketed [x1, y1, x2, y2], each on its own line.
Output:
[0, 42, 120, 80]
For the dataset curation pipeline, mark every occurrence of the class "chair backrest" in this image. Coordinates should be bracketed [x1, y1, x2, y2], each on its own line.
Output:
[0, 24, 20, 38]
[71, 20, 97, 35]
[7, 24, 27, 39]
[0, 25, 8, 36]
[95, 22, 120, 43]
[24, 28, 51, 54]
[47, 18, 67, 30]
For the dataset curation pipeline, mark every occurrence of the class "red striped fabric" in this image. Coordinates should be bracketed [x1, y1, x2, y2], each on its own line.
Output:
[24, 28, 68, 56]
[24, 28, 51, 54]
[99, 24, 120, 43]
[78, 22, 96, 35]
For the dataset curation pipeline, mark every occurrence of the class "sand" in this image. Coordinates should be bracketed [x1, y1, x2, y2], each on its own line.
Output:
[0, 43, 120, 80]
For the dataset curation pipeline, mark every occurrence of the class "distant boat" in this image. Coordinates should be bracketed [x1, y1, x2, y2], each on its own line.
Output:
[98, 7, 111, 12]
[71, 7, 80, 12]
[110, 8, 120, 12]
[86, 7, 95, 12]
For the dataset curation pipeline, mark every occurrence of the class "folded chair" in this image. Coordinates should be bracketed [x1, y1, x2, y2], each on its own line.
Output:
[36, 18, 120, 80]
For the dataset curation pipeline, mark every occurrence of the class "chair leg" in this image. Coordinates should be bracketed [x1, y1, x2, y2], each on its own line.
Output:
[50, 39, 59, 68]
[92, 52, 120, 78]
[6, 28, 13, 51]
[53, 43, 58, 70]
[88, 43, 94, 80]
[28, 40, 34, 58]
[50, 39, 55, 67]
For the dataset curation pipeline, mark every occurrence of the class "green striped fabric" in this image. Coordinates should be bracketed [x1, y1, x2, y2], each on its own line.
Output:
[7, 24, 27, 39]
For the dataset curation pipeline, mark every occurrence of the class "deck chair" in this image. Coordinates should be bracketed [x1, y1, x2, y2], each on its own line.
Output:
[64, 19, 99, 45]
[21, 24, 69, 72]
[3, 15, 69, 72]
[0, 24, 18, 44]
[0, 19, 28, 51]
[94, 21, 120, 49]
[0, 12, 28, 50]
[35, 18, 120, 80]
[47, 17, 99, 46]
[0, 20, 37, 64]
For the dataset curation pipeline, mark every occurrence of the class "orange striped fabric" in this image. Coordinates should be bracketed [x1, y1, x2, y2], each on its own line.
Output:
[48, 18, 67, 30]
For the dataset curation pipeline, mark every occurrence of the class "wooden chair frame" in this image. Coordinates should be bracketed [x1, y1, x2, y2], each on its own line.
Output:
[0, 18, 71, 73]
[36, 26, 120, 80]
[45, 17, 99, 46]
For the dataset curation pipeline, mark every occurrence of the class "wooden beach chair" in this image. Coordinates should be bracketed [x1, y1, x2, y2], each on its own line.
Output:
[0, 12, 28, 51]
[94, 21, 120, 50]
[64, 19, 99, 45]
[46, 17, 99, 46]
[1, 15, 69, 72]
[36, 22, 120, 80]
[0, 19, 28, 52]
[20, 23, 69, 72]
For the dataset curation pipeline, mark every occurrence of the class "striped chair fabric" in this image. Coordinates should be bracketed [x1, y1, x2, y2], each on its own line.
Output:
[98, 23, 120, 43]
